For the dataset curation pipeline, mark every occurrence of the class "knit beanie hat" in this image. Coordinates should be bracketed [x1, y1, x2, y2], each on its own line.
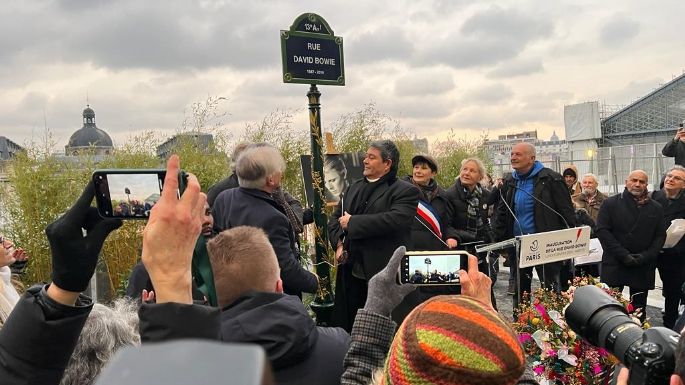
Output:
[382, 295, 525, 385]
[562, 168, 577, 179]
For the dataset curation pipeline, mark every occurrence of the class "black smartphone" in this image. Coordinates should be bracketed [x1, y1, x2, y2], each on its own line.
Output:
[398, 251, 469, 285]
[92, 169, 188, 219]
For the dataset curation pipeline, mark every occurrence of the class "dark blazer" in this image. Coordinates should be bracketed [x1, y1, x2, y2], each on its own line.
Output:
[494, 167, 576, 241]
[206, 173, 239, 207]
[329, 178, 420, 280]
[212, 187, 318, 296]
[596, 189, 666, 288]
[662, 139, 685, 167]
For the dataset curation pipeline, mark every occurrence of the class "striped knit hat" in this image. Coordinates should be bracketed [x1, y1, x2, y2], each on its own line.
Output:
[382, 295, 525, 385]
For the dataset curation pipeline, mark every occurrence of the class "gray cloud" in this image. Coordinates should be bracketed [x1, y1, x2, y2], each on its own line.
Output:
[346, 26, 414, 64]
[393, 68, 455, 96]
[461, 83, 514, 104]
[599, 15, 640, 47]
[488, 57, 544, 78]
[416, 6, 553, 69]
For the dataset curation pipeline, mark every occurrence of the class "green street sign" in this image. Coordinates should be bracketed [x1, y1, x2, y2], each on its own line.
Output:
[281, 13, 345, 86]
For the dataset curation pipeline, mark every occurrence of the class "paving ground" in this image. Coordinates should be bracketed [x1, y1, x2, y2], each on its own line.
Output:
[493, 262, 665, 328]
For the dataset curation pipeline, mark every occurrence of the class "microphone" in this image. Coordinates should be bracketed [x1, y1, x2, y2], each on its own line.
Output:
[512, 184, 571, 229]
[499, 182, 525, 236]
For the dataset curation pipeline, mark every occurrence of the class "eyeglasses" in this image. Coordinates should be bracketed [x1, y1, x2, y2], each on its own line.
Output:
[665, 174, 685, 182]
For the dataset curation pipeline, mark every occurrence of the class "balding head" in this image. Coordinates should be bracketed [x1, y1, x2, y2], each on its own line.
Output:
[510, 142, 536, 173]
[207, 226, 282, 307]
[625, 170, 648, 196]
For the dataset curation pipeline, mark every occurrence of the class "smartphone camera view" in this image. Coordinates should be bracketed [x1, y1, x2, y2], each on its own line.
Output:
[93, 170, 165, 219]
[400, 251, 468, 285]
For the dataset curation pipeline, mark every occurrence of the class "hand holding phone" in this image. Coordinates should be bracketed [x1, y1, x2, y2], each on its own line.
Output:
[398, 251, 468, 285]
[93, 169, 188, 219]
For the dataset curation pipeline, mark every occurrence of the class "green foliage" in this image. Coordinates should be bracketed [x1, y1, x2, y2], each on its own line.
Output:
[431, 129, 490, 189]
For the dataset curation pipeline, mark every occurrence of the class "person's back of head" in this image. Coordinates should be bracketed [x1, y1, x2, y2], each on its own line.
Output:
[374, 295, 525, 385]
[60, 298, 140, 385]
[235, 143, 285, 190]
[207, 226, 281, 308]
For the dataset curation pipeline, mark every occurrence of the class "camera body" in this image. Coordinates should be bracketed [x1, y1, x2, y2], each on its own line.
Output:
[624, 328, 679, 385]
[565, 285, 679, 385]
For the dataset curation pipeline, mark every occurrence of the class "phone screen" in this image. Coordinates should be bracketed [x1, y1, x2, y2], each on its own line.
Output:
[399, 251, 468, 285]
[93, 170, 165, 219]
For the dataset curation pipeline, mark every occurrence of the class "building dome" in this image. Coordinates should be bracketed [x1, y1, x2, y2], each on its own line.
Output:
[65, 105, 114, 155]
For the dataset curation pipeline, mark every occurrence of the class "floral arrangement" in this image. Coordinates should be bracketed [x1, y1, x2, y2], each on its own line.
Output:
[513, 276, 645, 385]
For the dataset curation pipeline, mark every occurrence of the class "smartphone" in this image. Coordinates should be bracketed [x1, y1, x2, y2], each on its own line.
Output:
[399, 250, 469, 285]
[92, 169, 187, 219]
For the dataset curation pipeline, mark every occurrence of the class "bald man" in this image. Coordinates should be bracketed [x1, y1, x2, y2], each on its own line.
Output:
[494, 142, 576, 306]
[596, 170, 667, 322]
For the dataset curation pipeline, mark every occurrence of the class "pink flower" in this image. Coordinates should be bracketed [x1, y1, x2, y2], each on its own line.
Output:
[592, 365, 603, 375]
[597, 348, 609, 357]
[534, 303, 551, 322]
[518, 333, 533, 344]
[533, 365, 545, 375]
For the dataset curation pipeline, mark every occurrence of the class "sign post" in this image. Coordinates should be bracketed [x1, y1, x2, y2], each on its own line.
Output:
[281, 13, 345, 325]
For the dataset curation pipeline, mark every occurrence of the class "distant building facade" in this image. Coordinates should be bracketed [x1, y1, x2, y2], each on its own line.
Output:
[156, 132, 213, 158]
[485, 130, 568, 165]
[0, 136, 23, 160]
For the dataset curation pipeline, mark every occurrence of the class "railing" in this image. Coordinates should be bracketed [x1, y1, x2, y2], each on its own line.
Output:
[492, 142, 675, 195]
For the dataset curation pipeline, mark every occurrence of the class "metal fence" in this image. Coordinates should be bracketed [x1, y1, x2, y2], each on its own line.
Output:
[492, 142, 675, 195]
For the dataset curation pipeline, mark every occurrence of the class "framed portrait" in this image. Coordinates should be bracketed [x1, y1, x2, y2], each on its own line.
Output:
[300, 152, 364, 206]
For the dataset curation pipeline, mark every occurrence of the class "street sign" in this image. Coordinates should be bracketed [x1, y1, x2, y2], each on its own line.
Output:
[281, 13, 345, 86]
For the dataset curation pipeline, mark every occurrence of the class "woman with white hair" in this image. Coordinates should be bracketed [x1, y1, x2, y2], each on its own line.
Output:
[446, 157, 497, 307]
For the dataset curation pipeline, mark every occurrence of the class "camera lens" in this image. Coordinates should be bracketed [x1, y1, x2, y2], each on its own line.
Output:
[565, 285, 642, 363]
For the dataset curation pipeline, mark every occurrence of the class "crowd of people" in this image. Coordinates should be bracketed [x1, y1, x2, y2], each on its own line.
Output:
[2, 135, 685, 384]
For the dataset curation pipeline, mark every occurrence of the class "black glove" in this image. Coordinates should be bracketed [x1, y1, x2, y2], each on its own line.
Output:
[364, 246, 416, 317]
[46, 182, 122, 292]
[619, 253, 642, 267]
[628, 253, 646, 266]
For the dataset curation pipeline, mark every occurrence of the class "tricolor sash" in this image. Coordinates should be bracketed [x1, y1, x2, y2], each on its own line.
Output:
[417, 200, 442, 239]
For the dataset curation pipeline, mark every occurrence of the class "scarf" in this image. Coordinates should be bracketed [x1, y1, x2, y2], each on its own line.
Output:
[631, 189, 650, 206]
[272, 187, 303, 234]
[460, 179, 484, 236]
[409, 177, 439, 202]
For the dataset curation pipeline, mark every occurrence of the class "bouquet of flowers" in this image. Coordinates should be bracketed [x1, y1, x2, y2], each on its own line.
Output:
[513, 276, 645, 385]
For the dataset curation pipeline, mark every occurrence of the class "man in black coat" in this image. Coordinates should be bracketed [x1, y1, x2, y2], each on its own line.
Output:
[212, 143, 318, 297]
[328, 140, 420, 332]
[208, 226, 348, 385]
[597, 170, 667, 322]
[652, 165, 685, 329]
[206, 142, 249, 207]
[662, 121, 685, 167]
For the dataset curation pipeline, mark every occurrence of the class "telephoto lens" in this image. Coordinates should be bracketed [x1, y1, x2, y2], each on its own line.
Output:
[566, 285, 679, 385]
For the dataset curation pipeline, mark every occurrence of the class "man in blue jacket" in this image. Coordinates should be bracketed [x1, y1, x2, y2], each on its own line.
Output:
[494, 142, 576, 306]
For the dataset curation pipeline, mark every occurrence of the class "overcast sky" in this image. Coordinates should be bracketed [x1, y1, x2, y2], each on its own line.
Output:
[1, 0, 683, 151]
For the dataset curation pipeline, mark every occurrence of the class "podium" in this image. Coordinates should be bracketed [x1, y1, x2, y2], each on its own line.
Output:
[476, 226, 591, 305]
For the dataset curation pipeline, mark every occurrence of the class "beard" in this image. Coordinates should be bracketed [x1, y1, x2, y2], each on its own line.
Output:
[582, 187, 596, 196]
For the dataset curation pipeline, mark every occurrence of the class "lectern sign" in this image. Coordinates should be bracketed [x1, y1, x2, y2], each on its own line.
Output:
[518, 226, 591, 268]
[281, 13, 345, 85]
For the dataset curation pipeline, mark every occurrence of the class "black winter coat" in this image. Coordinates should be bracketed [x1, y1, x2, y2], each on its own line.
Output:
[213, 187, 317, 296]
[494, 167, 576, 241]
[220, 291, 349, 385]
[328, 178, 420, 280]
[596, 189, 666, 288]
[651, 190, 685, 260]
[662, 139, 685, 167]
[445, 179, 494, 245]
[206, 173, 239, 207]
[401, 176, 458, 250]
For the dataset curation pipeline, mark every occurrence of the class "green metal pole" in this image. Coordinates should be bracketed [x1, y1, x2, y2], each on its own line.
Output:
[307, 84, 334, 325]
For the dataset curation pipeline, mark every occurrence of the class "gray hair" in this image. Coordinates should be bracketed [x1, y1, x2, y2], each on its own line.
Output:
[581, 173, 599, 184]
[229, 142, 251, 171]
[513, 142, 536, 157]
[236, 143, 286, 189]
[369, 140, 400, 177]
[460, 158, 486, 180]
[60, 299, 140, 385]
[670, 165, 685, 174]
